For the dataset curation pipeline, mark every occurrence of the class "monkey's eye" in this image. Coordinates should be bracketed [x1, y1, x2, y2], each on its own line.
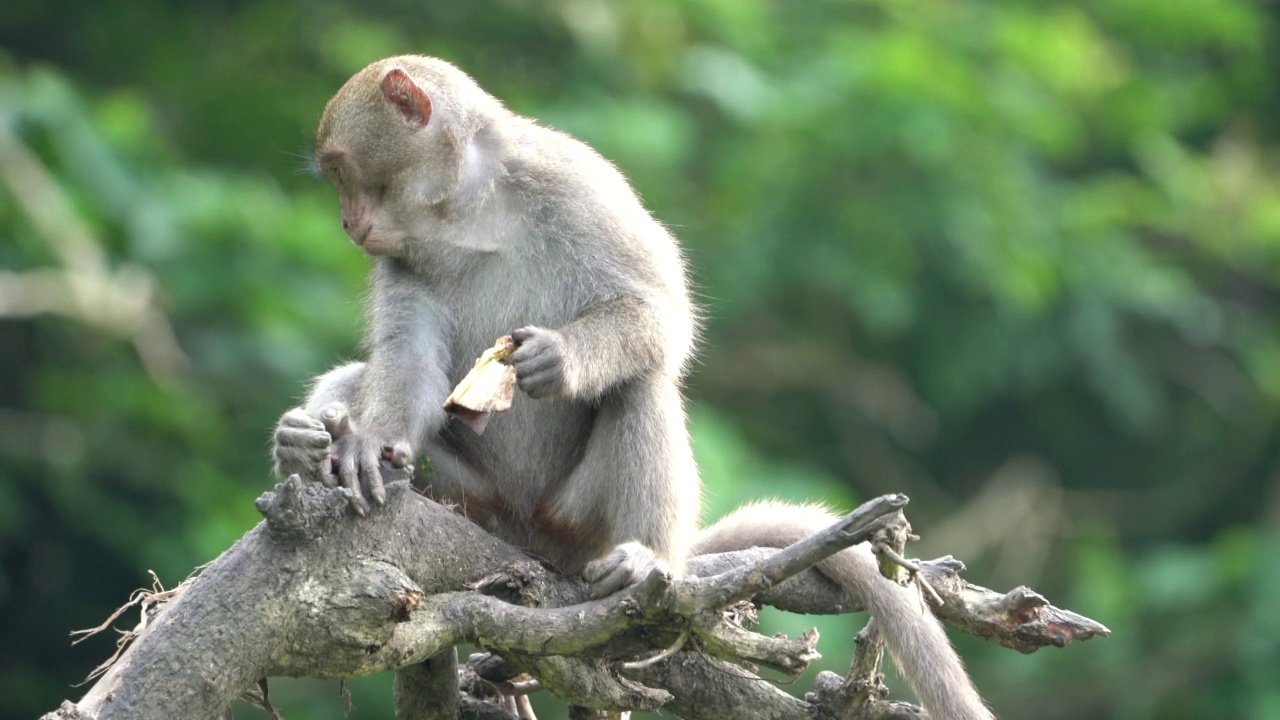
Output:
[333, 167, 344, 186]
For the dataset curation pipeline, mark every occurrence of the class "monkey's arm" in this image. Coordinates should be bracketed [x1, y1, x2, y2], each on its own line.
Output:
[511, 292, 689, 401]
[272, 356, 490, 514]
[331, 265, 453, 510]
[358, 289, 452, 442]
[302, 362, 366, 416]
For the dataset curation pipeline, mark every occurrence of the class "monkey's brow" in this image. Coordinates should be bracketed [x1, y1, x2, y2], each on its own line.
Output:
[297, 148, 322, 177]
[312, 146, 349, 173]
[314, 143, 347, 160]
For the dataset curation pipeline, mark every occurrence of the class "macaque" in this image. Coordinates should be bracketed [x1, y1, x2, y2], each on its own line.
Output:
[272, 56, 992, 719]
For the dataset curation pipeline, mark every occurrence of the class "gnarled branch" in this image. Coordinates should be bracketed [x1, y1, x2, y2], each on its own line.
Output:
[40, 472, 1108, 720]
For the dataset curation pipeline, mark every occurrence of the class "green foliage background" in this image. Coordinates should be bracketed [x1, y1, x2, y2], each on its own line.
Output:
[3, 1, 1279, 718]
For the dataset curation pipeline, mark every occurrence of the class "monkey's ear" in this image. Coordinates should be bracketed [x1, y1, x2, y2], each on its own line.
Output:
[381, 68, 433, 128]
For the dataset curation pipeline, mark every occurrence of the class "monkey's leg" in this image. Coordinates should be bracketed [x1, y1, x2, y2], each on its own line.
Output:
[415, 437, 496, 514]
[545, 377, 700, 594]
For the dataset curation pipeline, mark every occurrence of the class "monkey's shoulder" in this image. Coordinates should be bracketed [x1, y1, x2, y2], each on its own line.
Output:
[495, 124, 642, 213]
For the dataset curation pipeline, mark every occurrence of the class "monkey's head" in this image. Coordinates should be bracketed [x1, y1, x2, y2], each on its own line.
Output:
[314, 56, 501, 258]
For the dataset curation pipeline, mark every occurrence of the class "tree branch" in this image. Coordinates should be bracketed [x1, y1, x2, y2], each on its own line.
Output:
[40, 472, 1108, 720]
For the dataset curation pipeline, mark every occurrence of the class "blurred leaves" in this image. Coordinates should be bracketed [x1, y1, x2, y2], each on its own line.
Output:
[2, 1, 1280, 719]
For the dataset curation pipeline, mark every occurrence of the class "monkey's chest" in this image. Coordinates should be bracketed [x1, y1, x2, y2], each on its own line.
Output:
[429, 396, 597, 568]
[444, 394, 594, 489]
[437, 249, 580, 363]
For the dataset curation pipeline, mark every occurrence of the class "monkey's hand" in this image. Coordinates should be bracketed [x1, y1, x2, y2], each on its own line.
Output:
[272, 408, 334, 483]
[583, 542, 669, 599]
[510, 326, 570, 399]
[330, 432, 412, 515]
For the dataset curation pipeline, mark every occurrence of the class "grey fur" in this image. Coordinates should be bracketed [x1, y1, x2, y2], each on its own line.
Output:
[282, 55, 699, 575]
[697, 502, 994, 720]
[270, 56, 991, 718]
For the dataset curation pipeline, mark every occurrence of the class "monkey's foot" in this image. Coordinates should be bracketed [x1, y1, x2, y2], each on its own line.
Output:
[583, 542, 669, 599]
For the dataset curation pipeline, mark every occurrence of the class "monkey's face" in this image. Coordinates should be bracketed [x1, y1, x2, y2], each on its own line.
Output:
[315, 62, 465, 259]
[312, 148, 409, 257]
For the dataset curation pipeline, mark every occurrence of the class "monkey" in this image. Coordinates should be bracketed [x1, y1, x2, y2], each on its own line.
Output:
[270, 55, 993, 719]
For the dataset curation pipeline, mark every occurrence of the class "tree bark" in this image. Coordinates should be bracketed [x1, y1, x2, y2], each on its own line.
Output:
[40, 473, 1109, 720]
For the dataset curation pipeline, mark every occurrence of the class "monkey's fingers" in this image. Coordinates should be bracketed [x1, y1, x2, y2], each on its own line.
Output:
[510, 350, 557, 374]
[279, 408, 326, 431]
[338, 450, 372, 516]
[273, 416, 331, 483]
[358, 445, 385, 503]
[515, 367, 566, 399]
[319, 454, 339, 487]
[274, 409, 332, 479]
[320, 403, 353, 438]
[509, 329, 567, 398]
[381, 441, 413, 469]
[584, 560, 638, 599]
[274, 425, 332, 451]
[509, 327, 541, 346]
[275, 434, 329, 479]
[364, 472, 387, 505]
[509, 337, 562, 376]
[583, 542, 662, 599]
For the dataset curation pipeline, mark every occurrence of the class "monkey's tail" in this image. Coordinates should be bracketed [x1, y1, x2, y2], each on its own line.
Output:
[694, 500, 994, 720]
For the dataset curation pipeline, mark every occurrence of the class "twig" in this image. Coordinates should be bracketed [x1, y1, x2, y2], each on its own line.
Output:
[70, 571, 192, 682]
[620, 628, 691, 670]
[676, 494, 910, 614]
[874, 543, 944, 607]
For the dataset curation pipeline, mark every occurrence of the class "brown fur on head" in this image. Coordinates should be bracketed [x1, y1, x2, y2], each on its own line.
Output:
[313, 56, 506, 257]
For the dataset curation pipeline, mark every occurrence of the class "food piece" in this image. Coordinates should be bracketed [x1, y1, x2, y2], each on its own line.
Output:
[443, 336, 518, 434]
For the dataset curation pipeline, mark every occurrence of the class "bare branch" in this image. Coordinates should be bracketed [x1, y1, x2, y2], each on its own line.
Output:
[917, 557, 1111, 652]
[675, 494, 909, 614]
[40, 475, 1107, 720]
